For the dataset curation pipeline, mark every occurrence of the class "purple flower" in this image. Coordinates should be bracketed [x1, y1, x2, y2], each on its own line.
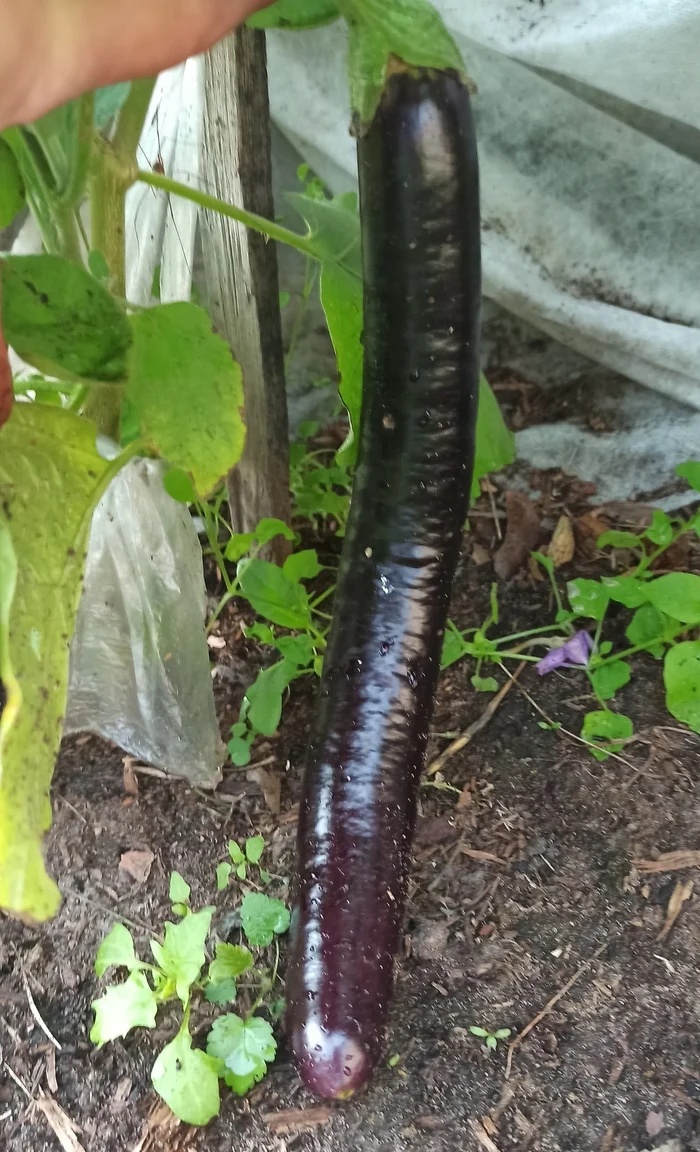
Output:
[536, 630, 593, 676]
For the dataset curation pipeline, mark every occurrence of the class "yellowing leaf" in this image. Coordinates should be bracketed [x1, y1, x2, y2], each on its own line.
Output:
[91, 971, 158, 1046]
[0, 405, 114, 920]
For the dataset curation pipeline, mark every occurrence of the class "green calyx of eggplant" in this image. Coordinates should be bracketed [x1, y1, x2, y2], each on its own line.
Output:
[337, 0, 474, 132]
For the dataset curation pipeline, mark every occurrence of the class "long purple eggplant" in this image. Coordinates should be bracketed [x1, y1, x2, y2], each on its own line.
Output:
[286, 63, 481, 1099]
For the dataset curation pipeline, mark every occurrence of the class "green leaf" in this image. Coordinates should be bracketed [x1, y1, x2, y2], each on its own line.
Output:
[245, 836, 265, 865]
[602, 576, 648, 609]
[228, 734, 252, 766]
[247, 0, 340, 28]
[94, 82, 131, 129]
[625, 603, 666, 658]
[242, 660, 298, 736]
[440, 622, 467, 669]
[244, 622, 275, 645]
[236, 862, 247, 880]
[216, 862, 232, 891]
[339, 0, 465, 126]
[126, 303, 245, 497]
[95, 923, 148, 977]
[228, 840, 245, 864]
[205, 978, 238, 1005]
[206, 1013, 276, 1078]
[494, 1029, 512, 1040]
[0, 405, 113, 920]
[273, 633, 315, 667]
[237, 559, 312, 630]
[90, 971, 158, 1046]
[150, 907, 215, 1003]
[675, 461, 700, 492]
[151, 1019, 220, 1126]
[471, 378, 516, 501]
[240, 892, 291, 947]
[169, 872, 191, 906]
[87, 250, 110, 284]
[23, 96, 92, 203]
[644, 509, 674, 548]
[664, 641, 700, 733]
[209, 943, 253, 984]
[471, 674, 499, 693]
[0, 139, 25, 226]
[254, 517, 296, 546]
[283, 549, 322, 583]
[163, 467, 198, 505]
[567, 579, 610, 621]
[469, 1027, 489, 1038]
[589, 660, 631, 701]
[597, 530, 642, 550]
[645, 573, 700, 624]
[0, 255, 131, 382]
[225, 533, 255, 562]
[288, 193, 363, 461]
[580, 710, 633, 761]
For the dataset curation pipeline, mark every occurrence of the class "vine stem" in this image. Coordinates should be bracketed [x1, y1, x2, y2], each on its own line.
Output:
[133, 168, 316, 260]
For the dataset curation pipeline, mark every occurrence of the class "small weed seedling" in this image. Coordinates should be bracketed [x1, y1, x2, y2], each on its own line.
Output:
[91, 846, 289, 1126]
[440, 462, 700, 758]
[469, 1025, 512, 1051]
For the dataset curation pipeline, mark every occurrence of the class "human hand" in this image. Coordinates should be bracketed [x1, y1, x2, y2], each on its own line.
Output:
[0, 0, 272, 131]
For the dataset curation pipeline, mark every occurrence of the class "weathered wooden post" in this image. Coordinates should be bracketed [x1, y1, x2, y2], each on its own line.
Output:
[201, 28, 291, 562]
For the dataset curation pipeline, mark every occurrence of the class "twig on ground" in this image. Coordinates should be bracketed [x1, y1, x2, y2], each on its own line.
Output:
[505, 942, 607, 1078]
[470, 1118, 503, 1152]
[633, 850, 700, 873]
[428, 663, 526, 775]
[17, 959, 62, 1050]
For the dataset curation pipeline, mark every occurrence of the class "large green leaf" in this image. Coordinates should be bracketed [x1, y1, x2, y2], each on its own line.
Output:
[127, 304, 245, 496]
[664, 641, 700, 733]
[645, 573, 700, 625]
[337, 0, 466, 126]
[248, 0, 340, 28]
[0, 139, 25, 227]
[22, 94, 93, 205]
[0, 405, 116, 920]
[237, 559, 312, 630]
[0, 255, 131, 382]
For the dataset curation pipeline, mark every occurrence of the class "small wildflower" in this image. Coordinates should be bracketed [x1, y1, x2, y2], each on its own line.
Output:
[536, 630, 593, 675]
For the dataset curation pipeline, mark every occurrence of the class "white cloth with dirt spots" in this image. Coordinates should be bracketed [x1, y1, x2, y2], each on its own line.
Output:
[264, 1, 700, 414]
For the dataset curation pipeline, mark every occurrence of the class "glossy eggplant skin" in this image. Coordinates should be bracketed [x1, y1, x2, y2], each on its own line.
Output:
[286, 67, 481, 1099]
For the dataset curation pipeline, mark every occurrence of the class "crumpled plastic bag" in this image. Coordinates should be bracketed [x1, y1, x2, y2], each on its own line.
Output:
[64, 454, 225, 788]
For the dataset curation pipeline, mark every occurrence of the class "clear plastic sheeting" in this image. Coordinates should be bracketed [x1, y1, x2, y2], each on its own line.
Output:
[64, 456, 225, 787]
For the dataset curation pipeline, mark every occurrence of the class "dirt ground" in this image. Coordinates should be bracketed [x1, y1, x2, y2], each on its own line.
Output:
[2, 458, 700, 1152]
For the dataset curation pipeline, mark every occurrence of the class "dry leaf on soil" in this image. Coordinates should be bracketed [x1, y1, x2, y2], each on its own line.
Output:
[119, 849, 155, 884]
[657, 879, 693, 942]
[645, 1110, 665, 1138]
[545, 516, 575, 567]
[493, 491, 541, 580]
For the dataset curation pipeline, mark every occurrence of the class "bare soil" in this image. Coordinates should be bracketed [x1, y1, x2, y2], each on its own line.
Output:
[2, 480, 700, 1152]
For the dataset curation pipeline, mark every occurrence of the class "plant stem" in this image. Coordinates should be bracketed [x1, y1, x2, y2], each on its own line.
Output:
[112, 78, 156, 164]
[133, 168, 315, 259]
[491, 622, 569, 646]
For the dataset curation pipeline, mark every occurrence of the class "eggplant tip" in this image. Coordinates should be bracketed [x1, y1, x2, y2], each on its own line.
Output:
[291, 1024, 375, 1100]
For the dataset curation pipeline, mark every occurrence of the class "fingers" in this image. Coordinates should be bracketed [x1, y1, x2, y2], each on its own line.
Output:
[1, 0, 271, 129]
